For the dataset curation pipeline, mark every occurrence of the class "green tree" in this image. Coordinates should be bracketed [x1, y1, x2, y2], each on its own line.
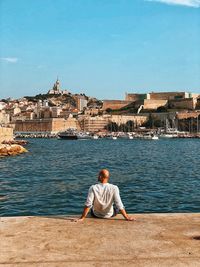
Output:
[105, 122, 119, 132]
[106, 108, 113, 113]
[126, 120, 135, 131]
[156, 106, 168, 113]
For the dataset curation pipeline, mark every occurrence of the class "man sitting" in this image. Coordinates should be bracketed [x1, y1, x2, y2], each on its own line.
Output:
[76, 169, 135, 222]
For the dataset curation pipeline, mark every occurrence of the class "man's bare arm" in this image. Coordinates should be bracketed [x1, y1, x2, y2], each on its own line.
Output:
[73, 206, 90, 222]
[120, 209, 136, 221]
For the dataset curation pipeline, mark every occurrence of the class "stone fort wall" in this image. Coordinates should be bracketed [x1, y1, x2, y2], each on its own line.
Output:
[102, 100, 132, 110]
[0, 127, 13, 143]
[14, 118, 80, 133]
[149, 92, 188, 100]
[125, 93, 147, 101]
[143, 99, 168, 110]
[111, 114, 148, 126]
[177, 112, 200, 120]
[169, 98, 196, 110]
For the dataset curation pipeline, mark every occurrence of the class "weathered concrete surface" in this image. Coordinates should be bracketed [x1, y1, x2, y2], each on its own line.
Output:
[0, 213, 200, 267]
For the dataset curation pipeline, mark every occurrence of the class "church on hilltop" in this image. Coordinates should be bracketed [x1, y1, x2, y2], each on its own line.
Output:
[47, 78, 69, 95]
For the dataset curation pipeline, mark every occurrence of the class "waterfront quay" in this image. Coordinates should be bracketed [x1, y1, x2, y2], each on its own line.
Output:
[14, 130, 200, 139]
[1, 213, 200, 267]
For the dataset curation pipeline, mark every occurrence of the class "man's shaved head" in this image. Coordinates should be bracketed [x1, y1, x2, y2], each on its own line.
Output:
[98, 169, 110, 182]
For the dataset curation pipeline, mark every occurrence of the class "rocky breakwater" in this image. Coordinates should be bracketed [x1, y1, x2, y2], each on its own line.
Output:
[0, 144, 28, 157]
[0, 126, 28, 157]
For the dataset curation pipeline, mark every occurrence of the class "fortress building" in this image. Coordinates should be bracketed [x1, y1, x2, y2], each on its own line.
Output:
[103, 91, 200, 112]
[125, 91, 200, 110]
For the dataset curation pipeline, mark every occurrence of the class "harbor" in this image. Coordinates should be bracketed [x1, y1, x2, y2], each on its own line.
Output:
[14, 129, 200, 140]
[0, 1, 200, 265]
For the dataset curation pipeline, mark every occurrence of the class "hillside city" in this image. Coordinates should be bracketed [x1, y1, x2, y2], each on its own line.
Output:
[0, 78, 200, 136]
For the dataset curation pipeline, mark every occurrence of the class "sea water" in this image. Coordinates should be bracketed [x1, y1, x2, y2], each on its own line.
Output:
[0, 138, 200, 216]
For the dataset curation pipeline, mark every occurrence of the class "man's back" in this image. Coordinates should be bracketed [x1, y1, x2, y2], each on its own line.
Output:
[75, 169, 135, 222]
[85, 183, 124, 218]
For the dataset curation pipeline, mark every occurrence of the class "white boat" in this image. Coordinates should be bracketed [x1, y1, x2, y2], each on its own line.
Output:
[92, 135, 99, 139]
[160, 133, 176, 138]
[160, 129, 180, 138]
[105, 135, 117, 140]
[151, 135, 159, 140]
[160, 123, 180, 138]
[142, 133, 159, 140]
[77, 132, 91, 140]
[118, 134, 128, 139]
[118, 132, 135, 139]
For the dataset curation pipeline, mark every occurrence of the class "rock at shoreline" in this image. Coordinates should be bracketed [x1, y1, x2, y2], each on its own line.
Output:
[0, 144, 28, 157]
[2, 139, 28, 146]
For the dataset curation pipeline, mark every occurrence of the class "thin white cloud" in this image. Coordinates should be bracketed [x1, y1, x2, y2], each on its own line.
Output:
[146, 0, 200, 7]
[37, 65, 46, 69]
[0, 57, 19, 63]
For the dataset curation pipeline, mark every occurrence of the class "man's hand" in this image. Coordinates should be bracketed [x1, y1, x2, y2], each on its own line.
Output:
[72, 206, 90, 222]
[126, 216, 136, 221]
[120, 209, 136, 221]
[72, 217, 85, 222]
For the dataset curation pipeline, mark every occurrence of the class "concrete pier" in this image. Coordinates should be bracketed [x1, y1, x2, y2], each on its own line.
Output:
[1, 213, 200, 266]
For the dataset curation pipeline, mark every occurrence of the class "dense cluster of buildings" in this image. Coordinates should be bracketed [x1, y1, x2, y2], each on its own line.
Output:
[0, 79, 200, 134]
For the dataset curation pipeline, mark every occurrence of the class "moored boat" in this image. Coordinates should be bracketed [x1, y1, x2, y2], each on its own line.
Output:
[77, 132, 91, 140]
[159, 133, 177, 138]
[58, 129, 92, 140]
[92, 135, 99, 139]
[58, 129, 78, 140]
[141, 133, 159, 140]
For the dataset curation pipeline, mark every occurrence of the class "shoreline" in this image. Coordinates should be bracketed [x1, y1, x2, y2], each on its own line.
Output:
[15, 132, 200, 139]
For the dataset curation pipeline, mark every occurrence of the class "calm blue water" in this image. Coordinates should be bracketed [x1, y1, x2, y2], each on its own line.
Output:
[0, 138, 200, 216]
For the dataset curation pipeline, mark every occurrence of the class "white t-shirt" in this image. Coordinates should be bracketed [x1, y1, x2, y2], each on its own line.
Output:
[85, 182, 124, 218]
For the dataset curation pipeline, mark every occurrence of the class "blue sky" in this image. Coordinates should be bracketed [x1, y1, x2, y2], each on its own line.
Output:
[0, 0, 200, 100]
